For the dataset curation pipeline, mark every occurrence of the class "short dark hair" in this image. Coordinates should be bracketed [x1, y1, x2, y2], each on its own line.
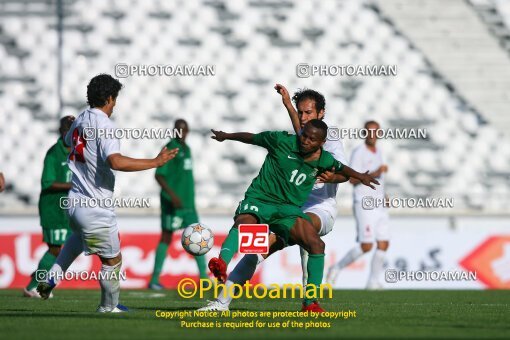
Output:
[87, 74, 123, 108]
[364, 120, 380, 129]
[59, 115, 73, 132]
[292, 88, 326, 114]
[174, 118, 188, 128]
[306, 119, 328, 140]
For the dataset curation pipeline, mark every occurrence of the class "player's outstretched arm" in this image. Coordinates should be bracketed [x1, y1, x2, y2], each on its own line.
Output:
[317, 168, 349, 184]
[107, 147, 178, 172]
[339, 166, 379, 189]
[47, 182, 72, 191]
[275, 83, 300, 134]
[349, 165, 387, 185]
[211, 129, 254, 144]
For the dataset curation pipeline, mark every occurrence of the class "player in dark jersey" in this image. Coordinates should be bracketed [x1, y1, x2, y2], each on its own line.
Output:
[208, 119, 378, 311]
[149, 119, 207, 289]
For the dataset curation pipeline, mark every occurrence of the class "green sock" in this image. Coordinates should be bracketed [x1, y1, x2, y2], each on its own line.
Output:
[27, 250, 57, 290]
[219, 227, 239, 265]
[304, 253, 325, 306]
[150, 242, 169, 285]
[194, 255, 207, 279]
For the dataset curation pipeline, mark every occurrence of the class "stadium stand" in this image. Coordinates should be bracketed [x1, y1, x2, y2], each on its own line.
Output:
[0, 0, 509, 213]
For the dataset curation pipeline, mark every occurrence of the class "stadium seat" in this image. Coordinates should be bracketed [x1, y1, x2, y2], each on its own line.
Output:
[1, 0, 509, 213]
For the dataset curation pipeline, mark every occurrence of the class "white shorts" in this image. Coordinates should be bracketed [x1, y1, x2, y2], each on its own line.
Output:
[303, 206, 335, 237]
[353, 202, 390, 243]
[67, 205, 121, 258]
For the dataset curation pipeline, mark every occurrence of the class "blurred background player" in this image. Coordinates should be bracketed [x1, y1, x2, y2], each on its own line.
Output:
[23, 116, 74, 298]
[149, 119, 207, 290]
[37, 74, 178, 312]
[199, 85, 349, 311]
[327, 120, 389, 289]
[0, 172, 5, 192]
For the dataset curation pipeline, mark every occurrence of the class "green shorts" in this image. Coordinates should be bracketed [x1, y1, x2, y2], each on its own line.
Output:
[161, 208, 199, 231]
[234, 198, 311, 245]
[42, 227, 71, 246]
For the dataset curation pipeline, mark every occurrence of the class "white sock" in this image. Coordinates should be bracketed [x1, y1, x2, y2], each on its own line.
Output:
[300, 247, 309, 286]
[368, 249, 386, 286]
[217, 254, 258, 305]
[335, 246, 364, 270]
[47, 232, 83, 285]
[99, 261, 122, 310]
[217, 280, 235, 305]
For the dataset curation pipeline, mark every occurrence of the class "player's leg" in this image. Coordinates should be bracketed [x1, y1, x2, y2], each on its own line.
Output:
[287, 217, 326, 310]
[25, 243, 61, 294]
[208, 213, 258, 282]
[367, 240, 388, 289]
[26, 226, 72, 295]
[37, 231, 84, 299]
[216, 210, 326, 302]
[219, 214, 258, 264]
[299, 212, 320, 287]
[93, 217, 125, 313]
[200, 234, 283, 310]
[367, 210, 390, 289]
[95, 209, 127, 313]
[208, 211, 324, 309]
[300, 209, 333, 286]
[326, 244, 370, 284]
[97, 252, 126, 313]
[326, 203, 373, 284]
[150, 208, 175, 288]
[149, 229, 173, 289]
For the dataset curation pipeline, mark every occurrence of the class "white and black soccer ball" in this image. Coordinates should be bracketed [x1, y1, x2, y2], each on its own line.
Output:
[181, 223, 214, 256]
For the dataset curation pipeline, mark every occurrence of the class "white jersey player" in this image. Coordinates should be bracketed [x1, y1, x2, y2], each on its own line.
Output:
[200, 85, 350, 311]
[37, 74, 177, 312]
[327, 120, 390, 289]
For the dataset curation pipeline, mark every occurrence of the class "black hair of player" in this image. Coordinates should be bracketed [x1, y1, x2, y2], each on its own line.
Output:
[174, 118, 188, 128]
[87, 74, 123, 108]
[364, 120, 380, 129]
[292, 88, 326, 114]
[307, 119, 328, 141]
[59, 116, 73, 133]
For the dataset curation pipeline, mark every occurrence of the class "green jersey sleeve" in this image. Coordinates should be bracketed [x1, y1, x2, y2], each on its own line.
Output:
[155, 159, 172, 177]
[320, 150, 344, 174]
[333, 159, 344, 172]
[155, 140, 177, 177]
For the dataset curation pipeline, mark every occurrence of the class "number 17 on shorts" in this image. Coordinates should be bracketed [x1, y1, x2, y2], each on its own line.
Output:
[239, 224, 269, 254]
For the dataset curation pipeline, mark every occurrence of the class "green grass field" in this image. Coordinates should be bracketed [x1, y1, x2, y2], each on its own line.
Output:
[1, 289, 509, 339]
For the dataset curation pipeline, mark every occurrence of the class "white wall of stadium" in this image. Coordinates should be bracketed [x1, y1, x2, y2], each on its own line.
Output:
[0, 215, 508, 289]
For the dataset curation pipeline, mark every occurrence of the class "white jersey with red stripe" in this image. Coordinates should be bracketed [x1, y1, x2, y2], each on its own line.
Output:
[65, 108, 120, 201]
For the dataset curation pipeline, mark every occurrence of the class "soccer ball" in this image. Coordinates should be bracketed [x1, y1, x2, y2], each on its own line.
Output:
[181, 223, 214, 256]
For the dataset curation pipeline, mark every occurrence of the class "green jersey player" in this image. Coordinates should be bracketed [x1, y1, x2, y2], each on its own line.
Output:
[24, 116, 74, 297]
[149, 119, 207, 289]
[208, 119, 378, 312]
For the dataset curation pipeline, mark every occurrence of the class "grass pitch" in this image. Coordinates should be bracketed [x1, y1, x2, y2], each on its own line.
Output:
[1, 289, 508, 339]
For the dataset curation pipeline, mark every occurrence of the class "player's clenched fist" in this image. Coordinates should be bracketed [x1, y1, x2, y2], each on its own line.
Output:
[154, 147, 178, 167]
[211, 129, 228, 142]
[274, 83, 291, 105]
